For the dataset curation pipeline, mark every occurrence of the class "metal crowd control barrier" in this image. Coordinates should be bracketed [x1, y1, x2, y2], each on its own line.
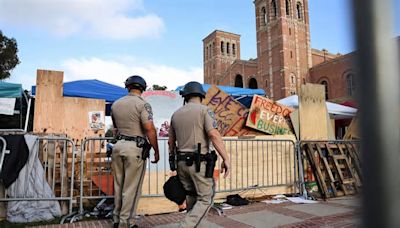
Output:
[0, 136, 76, 219]
[141, 138, 300, 196]
[77, 137, 300, 217]
[78, 137, 114, 216]
[216, 138, 299, 194]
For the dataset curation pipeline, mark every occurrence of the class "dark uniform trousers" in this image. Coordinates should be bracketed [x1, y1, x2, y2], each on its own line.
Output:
[112, 140, 147, 228]
[177, 160, 215, 228]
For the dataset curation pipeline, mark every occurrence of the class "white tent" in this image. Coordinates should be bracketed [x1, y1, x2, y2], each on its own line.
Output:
[277, 95, 357, 119]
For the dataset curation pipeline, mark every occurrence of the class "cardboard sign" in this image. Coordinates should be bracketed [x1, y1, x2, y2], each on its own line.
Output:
[245, 95, 294, 135]
[202, 85, 260, 136]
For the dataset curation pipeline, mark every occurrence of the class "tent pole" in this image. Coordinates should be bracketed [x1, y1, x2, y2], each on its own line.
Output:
[24, 98, 32, 132]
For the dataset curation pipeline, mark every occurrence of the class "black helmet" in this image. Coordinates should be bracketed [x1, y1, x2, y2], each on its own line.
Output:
[125, 75, 147, 91]
[163, 176, 186, 205]
[179, 81, 206, 98]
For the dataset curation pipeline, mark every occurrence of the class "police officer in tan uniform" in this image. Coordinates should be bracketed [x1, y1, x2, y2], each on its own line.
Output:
[111, 75, 160, 228]
[168, 81, 230, 227]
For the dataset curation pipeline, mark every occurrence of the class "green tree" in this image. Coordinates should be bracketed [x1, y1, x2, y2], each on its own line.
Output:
[0, 31, 20, 80]
[152, 84, 167, 90]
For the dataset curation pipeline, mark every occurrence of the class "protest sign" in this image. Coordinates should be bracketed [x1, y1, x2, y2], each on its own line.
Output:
[245, 95, 294, 135]
[203, 85, 261, 136]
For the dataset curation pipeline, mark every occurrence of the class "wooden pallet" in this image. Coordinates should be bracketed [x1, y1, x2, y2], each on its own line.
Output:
[303, 142, 361, 200]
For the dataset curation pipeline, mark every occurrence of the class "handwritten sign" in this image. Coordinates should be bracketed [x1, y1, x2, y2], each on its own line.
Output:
[202, 85, 261, 136]
[245, 95, 294, 135]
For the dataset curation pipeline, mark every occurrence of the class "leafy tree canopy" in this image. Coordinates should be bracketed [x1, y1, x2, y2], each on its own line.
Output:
[0, 31, 20, 80]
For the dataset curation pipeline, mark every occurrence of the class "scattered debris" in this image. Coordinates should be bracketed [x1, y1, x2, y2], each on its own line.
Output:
[262, 195, 318, 204]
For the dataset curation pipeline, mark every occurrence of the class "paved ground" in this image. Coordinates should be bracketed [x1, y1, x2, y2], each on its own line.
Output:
[34, 196, 360, 228]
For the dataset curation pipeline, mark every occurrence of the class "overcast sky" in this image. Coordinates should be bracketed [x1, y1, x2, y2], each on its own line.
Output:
[1, 0, 399, 91]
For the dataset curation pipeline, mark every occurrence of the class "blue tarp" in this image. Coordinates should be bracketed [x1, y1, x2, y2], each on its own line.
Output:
[175, 83, 265, 96]
[0, 82, 23, 98]
[32, 79, 127, 103]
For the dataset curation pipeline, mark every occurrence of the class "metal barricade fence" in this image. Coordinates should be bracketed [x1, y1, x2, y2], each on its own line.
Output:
[142, 138, 300, 196]
[0, 136, 76, 215]
[217, 138, 299, 193]
[79, 137, 114, 214]
[78, 137, 300, 215]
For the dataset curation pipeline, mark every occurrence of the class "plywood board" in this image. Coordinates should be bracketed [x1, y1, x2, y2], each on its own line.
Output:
[245, 95, 294, 135]
[63, 97, 105, 140]
[33, 70, 64, 134]
[343, 116, 359, 140]
[33, 70, 105, 140]
[299, 83, 329, 140]
[202, 85, 260, 136]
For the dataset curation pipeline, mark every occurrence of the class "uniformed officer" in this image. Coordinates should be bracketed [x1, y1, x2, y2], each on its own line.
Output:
[111, 75, 160, 228]
[168, 81, 230, 227]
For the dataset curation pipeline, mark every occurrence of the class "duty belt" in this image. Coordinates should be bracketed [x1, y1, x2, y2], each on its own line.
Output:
[116, 135, 147, 147]
[177, 152, 207, 161]
[116, 135, 143, 141]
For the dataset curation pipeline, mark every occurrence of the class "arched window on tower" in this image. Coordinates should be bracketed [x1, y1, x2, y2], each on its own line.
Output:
[205, 46, 208, 59]
[232, 43, 236, 56]
[271, 0, 277, 18]
[291, 75, 296, 84]
[221, 41, 224, 54]
[249, 78, 258, 89]
[296, 2, 303, 20]
[235, 74, 244, 88]
[286, 0, 291, 16]
[321, 80, 329, 100]
[346, 74, 356, 96]
[261, 7, 267, 25]
[227, 42, 230, 55]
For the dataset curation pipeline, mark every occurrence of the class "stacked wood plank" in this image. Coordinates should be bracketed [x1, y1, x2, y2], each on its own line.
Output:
[302, 142, 361, 199]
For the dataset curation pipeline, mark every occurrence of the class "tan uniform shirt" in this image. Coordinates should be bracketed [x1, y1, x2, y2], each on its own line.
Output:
[170, 102, 216, 153]
[111, 93, 153, 137]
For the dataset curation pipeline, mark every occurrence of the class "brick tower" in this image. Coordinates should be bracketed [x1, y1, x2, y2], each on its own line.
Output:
[254, 0, 312, 99]
[203, 30, 241, 85]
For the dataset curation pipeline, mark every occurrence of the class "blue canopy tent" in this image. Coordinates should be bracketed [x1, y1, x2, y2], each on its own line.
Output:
[32, 79, 128, 115]
[0, 82, 29, 131]
[0, 82, 23, 98]
[175, 83, 265, 108]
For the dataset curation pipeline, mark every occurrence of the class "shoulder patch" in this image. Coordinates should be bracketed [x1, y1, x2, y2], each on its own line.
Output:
[144, 103, 153, 121]
[207, 109, 218, 128]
